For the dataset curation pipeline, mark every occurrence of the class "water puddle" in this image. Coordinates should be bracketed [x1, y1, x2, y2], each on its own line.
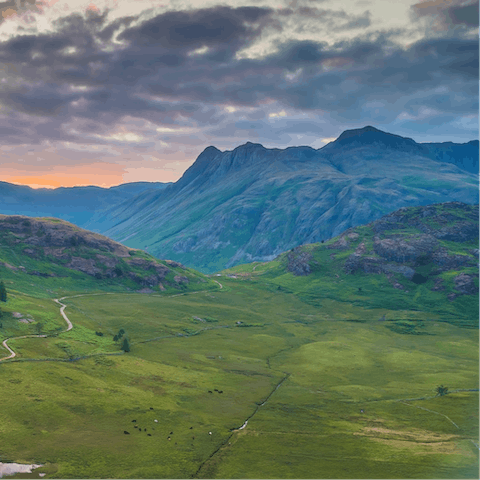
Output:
[0, 463, 44, 479]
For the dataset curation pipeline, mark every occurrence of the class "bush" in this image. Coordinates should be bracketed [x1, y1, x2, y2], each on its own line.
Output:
[121, 338, 130, 353]
[436, 385, 449, 396]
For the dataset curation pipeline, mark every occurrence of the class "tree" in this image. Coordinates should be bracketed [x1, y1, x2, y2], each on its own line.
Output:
[121, 337, 130, 353]
[0, 281, 7, 302]
[436, 385, 449, 396]
[113, 334, 119, 342]
[118, 328, 125, 336]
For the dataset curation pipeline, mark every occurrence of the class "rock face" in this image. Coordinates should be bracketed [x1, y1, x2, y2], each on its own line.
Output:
[0, 215, 193, 290]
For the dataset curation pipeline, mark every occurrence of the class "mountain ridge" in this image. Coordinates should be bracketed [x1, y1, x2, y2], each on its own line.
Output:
[96, 126, 478, 272]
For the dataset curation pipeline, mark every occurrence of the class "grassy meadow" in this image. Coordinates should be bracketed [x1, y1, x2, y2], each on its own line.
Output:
[0, 274, 478, 478]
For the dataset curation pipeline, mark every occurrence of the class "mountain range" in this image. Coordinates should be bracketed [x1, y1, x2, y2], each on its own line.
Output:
[1, 126, 478, 273]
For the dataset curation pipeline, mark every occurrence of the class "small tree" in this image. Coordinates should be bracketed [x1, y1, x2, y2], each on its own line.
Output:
[113, 334, 119, 342]
[121, 337, 130, 353]
[118, 328, 125, 337]
[436, 385, 449, 396]
[0, 281, 7, 302]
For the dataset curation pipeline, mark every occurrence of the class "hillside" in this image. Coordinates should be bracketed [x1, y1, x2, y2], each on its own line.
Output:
[92, 126, 478, 273]
[222, 202, 479, 328]
[0, 203, 477, 479]
[0, 214, 214, 297]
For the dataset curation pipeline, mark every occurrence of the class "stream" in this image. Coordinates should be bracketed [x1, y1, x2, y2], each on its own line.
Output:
[194, 374, 290, 477]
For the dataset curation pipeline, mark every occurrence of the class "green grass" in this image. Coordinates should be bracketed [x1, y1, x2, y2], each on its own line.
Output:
[0, 278, 477, 478]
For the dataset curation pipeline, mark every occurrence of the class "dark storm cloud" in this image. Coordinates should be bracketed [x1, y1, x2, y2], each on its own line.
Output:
[0, 4, 477, 145]
[116, 5, 272, 49]
[411, 0, 479, 29]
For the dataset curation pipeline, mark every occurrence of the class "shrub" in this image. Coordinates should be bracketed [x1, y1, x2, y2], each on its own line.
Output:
[436, 385, 449, 396]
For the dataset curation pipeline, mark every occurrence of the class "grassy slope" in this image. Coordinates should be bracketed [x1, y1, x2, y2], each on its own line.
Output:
[222, 205, 479, 329]
[0, 279, 477, 479]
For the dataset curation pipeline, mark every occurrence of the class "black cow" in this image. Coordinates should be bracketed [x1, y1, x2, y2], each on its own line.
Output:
[124, 431, 130, 435]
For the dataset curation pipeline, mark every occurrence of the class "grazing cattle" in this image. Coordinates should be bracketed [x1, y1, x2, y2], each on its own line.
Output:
[218, 390, 223, 394]
[134, 425, 138, 429]
[208, 390, 212, 393]
[192, 436, 195, 440]
[170, 431, 173, 434]
[154, 419, 158, 423]
[147, 434, 152, 436]
[132, 420, 136, 422]
[124, 431, 130, 435]
[214, 389, 218, 392]
[150, 407, 154, 410]
[189, 426, 193, 429]
[209, 432, 212, 435]
[167, 437, 171, 441]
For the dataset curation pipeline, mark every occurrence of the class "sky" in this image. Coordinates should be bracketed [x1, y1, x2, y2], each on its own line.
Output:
[0, 0, 478, 188]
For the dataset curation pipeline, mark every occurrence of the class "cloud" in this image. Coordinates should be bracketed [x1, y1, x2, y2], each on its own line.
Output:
[0, 0, 477, 184]
[411, 0, 479, 30]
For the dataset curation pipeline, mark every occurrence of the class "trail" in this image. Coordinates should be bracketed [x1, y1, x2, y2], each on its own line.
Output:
[400, 401, 460, 429]
[193, 374, 289, 478]
[0, 283, 223, 362]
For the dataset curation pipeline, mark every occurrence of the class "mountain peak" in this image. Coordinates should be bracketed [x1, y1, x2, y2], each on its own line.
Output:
[332, 125, 420, 152]
[235, 141, 266, 150]
[336, 125, 381, 141]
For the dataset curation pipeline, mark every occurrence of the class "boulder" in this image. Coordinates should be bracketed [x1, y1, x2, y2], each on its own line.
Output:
[453, 273, 478, 295]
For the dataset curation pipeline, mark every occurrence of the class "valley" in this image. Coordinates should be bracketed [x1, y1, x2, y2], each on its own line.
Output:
[0, 203, 478, 478]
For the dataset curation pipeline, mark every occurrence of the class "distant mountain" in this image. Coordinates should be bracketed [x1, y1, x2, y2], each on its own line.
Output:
[0, 214, 213, 297]
[92, 126, 478, 273]
[223, 202, 479, 329]
[0, 181, 170, 227]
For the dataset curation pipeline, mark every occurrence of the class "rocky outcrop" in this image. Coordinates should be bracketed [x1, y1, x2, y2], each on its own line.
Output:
[344, 254, 415, 279]
[453, 274, 478, 295]
[287, 248, 315, 276]
[327, 235, 350, 250]
[373, 235, 438, 263]
[67, 257, 102, 276]
[0, 215, 201, 290]
[431, 248, 476, 271]
[174, 275, 189, 284]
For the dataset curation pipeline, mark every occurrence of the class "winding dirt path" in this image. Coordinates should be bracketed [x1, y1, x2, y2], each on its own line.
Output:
[0, 282, 224, 363]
